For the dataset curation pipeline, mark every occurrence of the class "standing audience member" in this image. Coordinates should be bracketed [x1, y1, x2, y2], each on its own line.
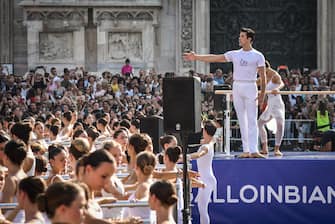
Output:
[121, 58, 133, 76]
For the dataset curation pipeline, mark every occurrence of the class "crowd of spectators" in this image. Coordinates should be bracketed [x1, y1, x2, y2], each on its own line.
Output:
[0, 62, 198, 223]
[0, 64, 163, 128]
[0, 61, 333, 223]
[1, 63, 334, 150]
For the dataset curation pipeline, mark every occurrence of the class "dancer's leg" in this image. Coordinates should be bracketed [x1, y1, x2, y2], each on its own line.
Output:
[274, 117, 284, 156]
[197, 187, 213, 224]
[258, 118, 269, 154]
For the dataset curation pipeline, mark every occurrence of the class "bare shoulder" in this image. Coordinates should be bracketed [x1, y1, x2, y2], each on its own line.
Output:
[200, 144, 209, 153]
[52, 174, 64, 184]
[5, 175, 17, 188]
[270, 70, 282, 83]
[135, 183, 149, 200]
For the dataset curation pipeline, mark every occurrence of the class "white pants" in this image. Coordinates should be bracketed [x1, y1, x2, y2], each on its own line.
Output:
[195, 178, 216, 224]
[233, 81, 259, 153]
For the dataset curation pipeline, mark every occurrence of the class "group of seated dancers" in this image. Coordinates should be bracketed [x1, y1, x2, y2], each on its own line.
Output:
[0, 112, 219, 224]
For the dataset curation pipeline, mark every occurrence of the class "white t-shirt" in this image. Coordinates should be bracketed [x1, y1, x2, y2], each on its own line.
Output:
[224, 48, 265, 81]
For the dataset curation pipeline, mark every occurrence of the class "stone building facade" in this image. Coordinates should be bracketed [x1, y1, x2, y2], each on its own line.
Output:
[0, 0, 333, 75]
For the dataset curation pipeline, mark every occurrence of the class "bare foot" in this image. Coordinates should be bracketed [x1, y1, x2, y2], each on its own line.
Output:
[260, 149, 269, 155]
[274, 150, 283, 156]
[250, 152, 266, 159]
[237, 152, 250, 158]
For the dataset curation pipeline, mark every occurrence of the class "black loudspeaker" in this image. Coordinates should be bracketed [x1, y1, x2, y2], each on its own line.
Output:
[214, 84, 231, 111]
[163, 77, 201, 133]
[140, 116, 164, 154]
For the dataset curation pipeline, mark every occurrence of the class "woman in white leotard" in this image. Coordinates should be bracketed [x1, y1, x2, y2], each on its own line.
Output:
[257, 60, 285, 156]
[149, 180, 178, 224]
[189, 120, 217, 224]
[122, 151, 156, 223]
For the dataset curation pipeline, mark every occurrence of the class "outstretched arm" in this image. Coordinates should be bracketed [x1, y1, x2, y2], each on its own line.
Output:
[188, 146, 208, 160]
[183, 51, 227, 63]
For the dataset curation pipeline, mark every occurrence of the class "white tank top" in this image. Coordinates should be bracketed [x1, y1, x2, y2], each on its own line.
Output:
[101, 176, 125, 219]
[122, 192, 155, 223]
[266, 79, 282, 100]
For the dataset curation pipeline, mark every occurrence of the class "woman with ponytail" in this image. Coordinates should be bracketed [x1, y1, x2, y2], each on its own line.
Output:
[37, 181, 86, 224]
[122, 151, 156, 223]
[17, 176, 47, 223]
[149, 180, 178, 224]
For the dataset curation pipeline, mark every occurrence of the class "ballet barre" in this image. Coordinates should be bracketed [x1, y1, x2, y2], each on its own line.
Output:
[0, 201, 149, 209]
[100, 201, 148, 208]
[215, 90, 335, 95]
[214, 90, 335, 156]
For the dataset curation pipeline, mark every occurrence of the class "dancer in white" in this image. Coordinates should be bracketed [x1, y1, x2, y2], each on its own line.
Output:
[189, 120, 217, 224]
[184, 27, 266, 158]
[258, 60, 285, 156]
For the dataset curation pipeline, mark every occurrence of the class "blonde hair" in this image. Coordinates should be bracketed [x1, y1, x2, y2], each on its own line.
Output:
[136, 151, 156, 176]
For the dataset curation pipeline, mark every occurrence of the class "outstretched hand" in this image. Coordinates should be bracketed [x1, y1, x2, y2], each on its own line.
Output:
[183, 51, 196, 61]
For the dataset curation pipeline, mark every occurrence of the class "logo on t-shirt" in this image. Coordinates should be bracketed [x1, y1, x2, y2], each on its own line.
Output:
[240, 59, 248, 66]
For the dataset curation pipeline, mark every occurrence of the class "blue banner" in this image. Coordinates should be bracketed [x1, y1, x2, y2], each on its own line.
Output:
[191, 157, 335, 224]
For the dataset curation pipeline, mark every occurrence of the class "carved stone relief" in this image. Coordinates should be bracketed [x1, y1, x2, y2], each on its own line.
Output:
[181, 0, 193, 68]
[95, 9, 155, 24]
[108, 32, 142, 61]
[26, 9, 87, 25]
[39, 32, 74, 62]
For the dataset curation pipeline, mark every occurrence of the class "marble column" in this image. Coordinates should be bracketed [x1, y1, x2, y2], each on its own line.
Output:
[0, 0, 14, 64]
[14, 0, 28, 74]
[194, 0, 210, 75]
[317, 0, 335, 73]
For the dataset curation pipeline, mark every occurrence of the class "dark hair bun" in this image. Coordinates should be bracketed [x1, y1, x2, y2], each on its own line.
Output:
[36, 193, 47, 212]
[166, 194, 178, 205]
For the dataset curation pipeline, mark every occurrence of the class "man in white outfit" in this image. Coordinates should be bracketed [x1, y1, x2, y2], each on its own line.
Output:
[183, 27, 266, 158]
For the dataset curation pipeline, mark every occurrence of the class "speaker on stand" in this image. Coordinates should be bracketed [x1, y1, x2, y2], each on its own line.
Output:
[139, 116, 164, 154]
[163, 76, 202, 224]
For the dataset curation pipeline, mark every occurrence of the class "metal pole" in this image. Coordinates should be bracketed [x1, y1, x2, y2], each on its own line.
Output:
[224, 93, 231, 155]
[181, 131, 191, 224]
